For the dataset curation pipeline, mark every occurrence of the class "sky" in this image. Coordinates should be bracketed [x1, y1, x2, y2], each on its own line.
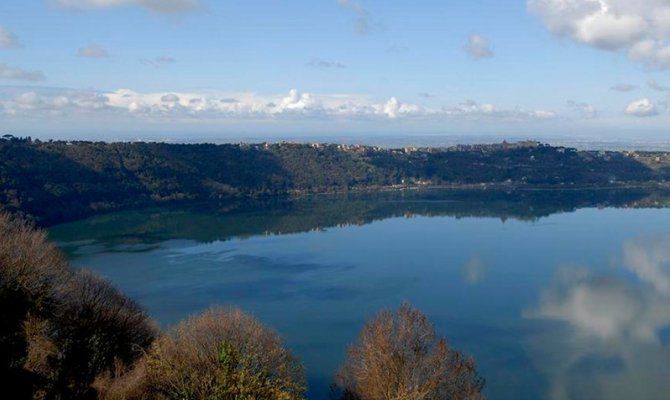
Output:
[1, 0, 670, 141]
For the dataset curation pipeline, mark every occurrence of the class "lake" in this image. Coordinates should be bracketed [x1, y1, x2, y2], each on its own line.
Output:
[48, 189, 670, 400]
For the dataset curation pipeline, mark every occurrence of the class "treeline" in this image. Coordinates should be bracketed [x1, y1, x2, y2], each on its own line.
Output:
[0, 213, 485, 400]
[1, 137, 668, 225]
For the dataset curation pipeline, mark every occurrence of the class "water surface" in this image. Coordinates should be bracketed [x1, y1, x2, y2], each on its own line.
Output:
[49, 189, 670, 400]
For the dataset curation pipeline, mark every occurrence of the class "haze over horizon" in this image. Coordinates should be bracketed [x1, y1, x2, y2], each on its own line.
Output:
[2, 0, 670, 141]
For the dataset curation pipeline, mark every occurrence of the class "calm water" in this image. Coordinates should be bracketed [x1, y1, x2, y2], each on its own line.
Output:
[49, 190, 670, 400]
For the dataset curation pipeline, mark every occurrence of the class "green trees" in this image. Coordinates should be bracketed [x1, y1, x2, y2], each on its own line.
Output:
[1, 138, 663, 226]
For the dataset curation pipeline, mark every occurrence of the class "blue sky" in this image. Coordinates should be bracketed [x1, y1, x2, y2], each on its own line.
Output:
[1, 0, 670, 141]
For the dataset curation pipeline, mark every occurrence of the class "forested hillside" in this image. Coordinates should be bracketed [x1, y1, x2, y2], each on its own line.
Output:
[1, 136, 668, 225]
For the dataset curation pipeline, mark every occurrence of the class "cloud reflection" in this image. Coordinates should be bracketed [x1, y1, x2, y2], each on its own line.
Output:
[527, 267, 670, 343]
[623, 236, 670, 296]
[463, 256, 486, 285]
[524, 236, 670, 400]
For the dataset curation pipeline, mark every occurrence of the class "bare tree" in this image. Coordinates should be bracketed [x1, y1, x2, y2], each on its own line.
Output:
[27, 270, 157, 399]
[0, 213, 156, 399]
[0, 212, 69, 397]
[104, 307, 307, 400]
[334, 303, 485, 400]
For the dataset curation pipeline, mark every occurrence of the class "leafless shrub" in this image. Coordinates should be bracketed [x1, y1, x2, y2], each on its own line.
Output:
[334, 303, 485, 400]
[0, 212, 69, 319]
[0, 212, 70, 396]
[119, 307, 307, 400]
[0, 212, 69, 288]
[0, 213, 156, 399]
[95, 358, 152, 400]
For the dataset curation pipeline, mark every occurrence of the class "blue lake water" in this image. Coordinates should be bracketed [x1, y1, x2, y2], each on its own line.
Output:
[48, 190, 670, 400]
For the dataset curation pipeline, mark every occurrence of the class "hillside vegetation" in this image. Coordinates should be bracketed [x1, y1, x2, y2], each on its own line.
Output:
[2, 137, 669, 225]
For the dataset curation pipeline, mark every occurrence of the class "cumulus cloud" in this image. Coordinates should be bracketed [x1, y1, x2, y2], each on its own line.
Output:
[337, 0, 372, 34]
[529, 0, 670, 69]
[55, 0, 200, 13]
[0, 64, 46, 81]
[0, 26, 20, 49]
[444, 100, 556, 120]
[307, 58, 347, 69]
[0, 86, 557, 125]
[464, 34, 494, 60]
[567, 100, 598, 118]
[610, 83, 637, 92]
[1, 90, 108, 116]
[624, 98, 659, 117]
[77, 44, 109, 58]
[160, 93, 180, 103]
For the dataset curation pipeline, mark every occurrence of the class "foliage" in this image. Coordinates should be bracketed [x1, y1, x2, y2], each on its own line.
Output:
[1, 138, 665, 225]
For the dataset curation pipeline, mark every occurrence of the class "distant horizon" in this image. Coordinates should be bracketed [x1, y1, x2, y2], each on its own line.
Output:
[2, 1, 670, 140]
[6, 132, 670, 152]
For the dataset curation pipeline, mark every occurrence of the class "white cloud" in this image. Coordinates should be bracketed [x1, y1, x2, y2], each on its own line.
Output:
[464, 34, 494, 60]
[444, 100, 556, 120]
[529, 0, 670, 69]
[160, 93, 180, 103]
[610, 83, 636, 92]
[0, 26, 20, 49]
[0, 64, 46, 81]
[1, 90, 108, 115]
[56, 0, 200, 13]
[337, 0, 372, 34]
[381, 97, 420, 118]
[624, 98, 659, 117]
[0, 87, 557, 124]
[567, 100, 598, 118]
[77, 44, 109, 58]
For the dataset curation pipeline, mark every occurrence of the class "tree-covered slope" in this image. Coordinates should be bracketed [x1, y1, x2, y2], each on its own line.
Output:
[1, 137, 667, 225]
